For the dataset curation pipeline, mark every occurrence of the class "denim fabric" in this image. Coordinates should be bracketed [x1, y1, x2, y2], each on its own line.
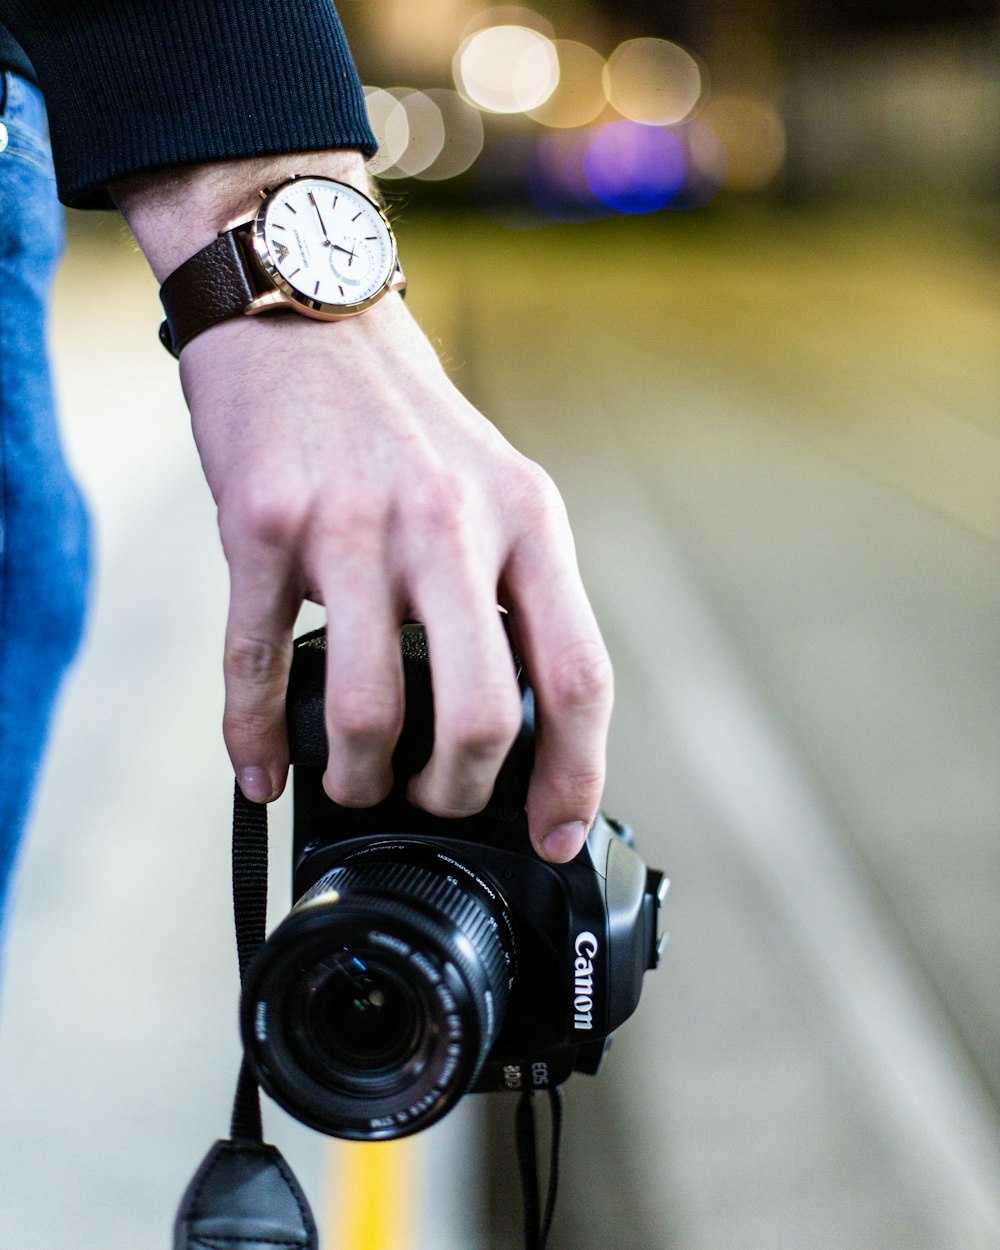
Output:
[0, 71, 90, 931]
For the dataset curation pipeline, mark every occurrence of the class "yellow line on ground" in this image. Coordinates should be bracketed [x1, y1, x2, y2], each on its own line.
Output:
[324, 1136, 421, 1250]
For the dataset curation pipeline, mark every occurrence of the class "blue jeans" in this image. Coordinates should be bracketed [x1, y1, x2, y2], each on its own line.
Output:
[0, 71, 91, 931]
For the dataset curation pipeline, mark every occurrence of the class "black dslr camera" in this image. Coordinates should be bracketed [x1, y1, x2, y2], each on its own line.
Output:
[240, 626, 667, 1141]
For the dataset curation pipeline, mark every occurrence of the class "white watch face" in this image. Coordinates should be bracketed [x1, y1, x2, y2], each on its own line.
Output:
[256, 177, 396, 312]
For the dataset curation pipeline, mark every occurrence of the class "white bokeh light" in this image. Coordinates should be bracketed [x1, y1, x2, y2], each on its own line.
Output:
[603, 38, 703, 126]
[454, 25, 559, 115]
[363, 87, 409, 173]
[414, 89, 485, 180]
[379, 90, 447, 179]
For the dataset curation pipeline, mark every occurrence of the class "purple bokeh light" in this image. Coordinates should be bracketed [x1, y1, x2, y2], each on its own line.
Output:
[583, 120, 686, 214]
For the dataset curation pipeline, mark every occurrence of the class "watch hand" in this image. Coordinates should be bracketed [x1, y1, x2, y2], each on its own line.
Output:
[308, 192, 331, 241]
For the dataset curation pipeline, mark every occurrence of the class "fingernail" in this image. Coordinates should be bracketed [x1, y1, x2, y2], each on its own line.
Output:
[541, 821, 588, 862]
[239, 767, 274, 803]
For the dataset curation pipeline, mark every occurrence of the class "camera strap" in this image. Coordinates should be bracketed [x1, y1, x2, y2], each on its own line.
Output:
[229, 781, 270, 1142]
[516, 1086, 563, 1250]
[173, 782, 319, 1250]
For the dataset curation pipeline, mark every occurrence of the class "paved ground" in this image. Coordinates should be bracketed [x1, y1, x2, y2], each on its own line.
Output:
[0, 202, 997, 1249]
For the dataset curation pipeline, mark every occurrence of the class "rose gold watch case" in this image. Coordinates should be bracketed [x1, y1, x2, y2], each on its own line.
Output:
[239, 174, 405, 321]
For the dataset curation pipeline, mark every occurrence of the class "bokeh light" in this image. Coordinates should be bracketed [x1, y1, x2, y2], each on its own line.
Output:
[603, 38, 703, 126]
[670, 121, 727, 209]
[584, 120, 686, 214]
[699, 95, 787, 190]
[454, 25, 559, 114]
[363, 87, 409, 174]
[413, 89, 485, 181]
[527, 40, 607, 130]
[379, 90, 447, 179]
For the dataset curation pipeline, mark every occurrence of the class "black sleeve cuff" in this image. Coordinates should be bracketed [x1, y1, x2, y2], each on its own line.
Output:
[0, 0, 376, 209]
[0, 25, 36, 84]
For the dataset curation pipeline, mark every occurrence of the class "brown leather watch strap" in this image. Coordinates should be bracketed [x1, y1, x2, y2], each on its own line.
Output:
[159, 229, 263, 358]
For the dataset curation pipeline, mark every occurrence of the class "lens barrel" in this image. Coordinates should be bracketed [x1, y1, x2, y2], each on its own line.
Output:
[241, 847, 516, 1140]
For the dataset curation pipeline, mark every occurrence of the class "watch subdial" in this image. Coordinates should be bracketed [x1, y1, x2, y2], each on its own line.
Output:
[327, 235, 376, 288]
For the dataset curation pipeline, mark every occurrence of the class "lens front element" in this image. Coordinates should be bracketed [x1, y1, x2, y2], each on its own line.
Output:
[292, 951, 424, 1078]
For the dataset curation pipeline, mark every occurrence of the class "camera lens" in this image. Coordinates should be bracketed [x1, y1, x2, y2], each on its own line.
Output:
[241, 846, 516, 1139]
[290, 952, 423, 1079]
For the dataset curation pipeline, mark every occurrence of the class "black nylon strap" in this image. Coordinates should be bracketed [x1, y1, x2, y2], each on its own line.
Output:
[229, 782, 270, 1143]
[516, 1088, 563, 1250]
[232, 781, 269, 981]
[230, 1056, 263, 1144]
[174, 780, 318, 1250]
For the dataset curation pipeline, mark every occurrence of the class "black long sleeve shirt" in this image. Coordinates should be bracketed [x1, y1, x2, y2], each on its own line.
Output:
[0, 1, 376, 210]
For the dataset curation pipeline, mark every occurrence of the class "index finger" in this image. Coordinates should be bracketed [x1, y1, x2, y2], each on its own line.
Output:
[222, 544, 301, 803]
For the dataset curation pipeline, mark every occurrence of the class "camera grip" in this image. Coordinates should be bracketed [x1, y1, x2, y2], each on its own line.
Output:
[285, 625, 437, 775]
[284, 630, 330, 768]
[285, 624, 532, 820]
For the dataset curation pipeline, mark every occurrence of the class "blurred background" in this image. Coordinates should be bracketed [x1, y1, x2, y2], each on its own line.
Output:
[1, 1, 999, 1247]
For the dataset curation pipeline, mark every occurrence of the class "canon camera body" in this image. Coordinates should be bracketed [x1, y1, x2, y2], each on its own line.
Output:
[240, 626, 667, 1141]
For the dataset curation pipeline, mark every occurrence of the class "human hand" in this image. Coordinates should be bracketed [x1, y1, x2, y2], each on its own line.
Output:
[113, 155, 612, 863]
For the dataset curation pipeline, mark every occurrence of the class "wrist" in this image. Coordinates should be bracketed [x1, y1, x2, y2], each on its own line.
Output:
[111, 150, 373, 282]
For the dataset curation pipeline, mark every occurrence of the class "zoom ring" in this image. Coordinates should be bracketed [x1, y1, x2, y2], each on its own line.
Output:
[301, 859, 515, 1008]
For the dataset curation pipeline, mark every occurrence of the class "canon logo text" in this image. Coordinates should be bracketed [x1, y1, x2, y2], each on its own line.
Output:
[573, 931, 598, 1030]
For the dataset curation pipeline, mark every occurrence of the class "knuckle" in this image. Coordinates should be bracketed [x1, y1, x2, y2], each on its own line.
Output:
[224, 635, 288, 687]
[517, 457, 558, 500]
[223, 704, 281, 749]
[324, 772, 392, 809]
[414, 770, 492, 819]
[224, 477, 307, 548]
[546, 641, 614, 712]
[314, 493, 387, 547]
[446, 688, 522, 759]
[547, 763, 605, 808]
[411, 473, 470, 539]
[328, 683, 402, 744]
[514, 460, 567, 529]
[426, 795, 487, 819]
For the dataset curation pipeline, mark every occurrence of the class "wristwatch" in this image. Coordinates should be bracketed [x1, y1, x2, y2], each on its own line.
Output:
[158, 174, 406, 357]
